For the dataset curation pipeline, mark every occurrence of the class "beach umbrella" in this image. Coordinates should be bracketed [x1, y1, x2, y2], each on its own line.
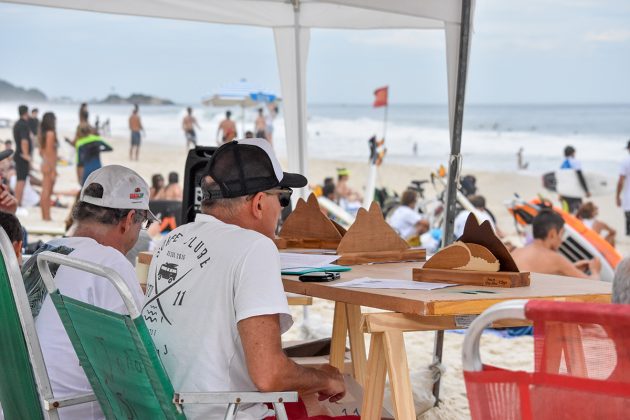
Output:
[202, 79, 280, 134]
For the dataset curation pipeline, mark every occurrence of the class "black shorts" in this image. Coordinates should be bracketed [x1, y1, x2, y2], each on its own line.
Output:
[15, 159, 29, 181]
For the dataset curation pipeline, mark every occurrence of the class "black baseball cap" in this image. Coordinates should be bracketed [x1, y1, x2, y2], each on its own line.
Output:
[204, 138, 307, 199]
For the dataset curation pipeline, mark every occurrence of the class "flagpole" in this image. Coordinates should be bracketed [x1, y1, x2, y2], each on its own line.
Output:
[382, 104, 388, 140]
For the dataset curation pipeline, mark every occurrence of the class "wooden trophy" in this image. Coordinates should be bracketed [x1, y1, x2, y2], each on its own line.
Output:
[335, 202, 426, 265]
[413, 213, 530, 287]
[275, 194, 346, 249]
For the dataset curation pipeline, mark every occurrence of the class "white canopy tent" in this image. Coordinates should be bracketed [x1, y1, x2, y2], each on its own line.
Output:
[5, 0, 475, 405]
[6, 0, 471, 192]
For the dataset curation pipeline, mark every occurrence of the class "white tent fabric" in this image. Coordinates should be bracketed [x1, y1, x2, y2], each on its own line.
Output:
[6, 0, 472, 198]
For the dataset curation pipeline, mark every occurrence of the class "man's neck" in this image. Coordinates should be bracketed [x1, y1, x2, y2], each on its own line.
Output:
[72, 223, 125, 254]
[531, 238, 556, 252]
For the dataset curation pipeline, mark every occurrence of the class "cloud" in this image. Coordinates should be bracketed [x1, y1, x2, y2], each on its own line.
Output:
[585, 29, 630, 42]
[348, 30, 444, 50]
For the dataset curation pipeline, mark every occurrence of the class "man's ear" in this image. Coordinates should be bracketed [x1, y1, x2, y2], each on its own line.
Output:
[249, 193, 265, 220]
[121, 210, 136, 232]
[13, 240, 22, 260]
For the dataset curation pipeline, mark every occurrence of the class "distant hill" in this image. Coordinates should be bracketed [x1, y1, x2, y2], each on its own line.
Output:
[98, 93, 174, 105]
[0, 79, 47, 102]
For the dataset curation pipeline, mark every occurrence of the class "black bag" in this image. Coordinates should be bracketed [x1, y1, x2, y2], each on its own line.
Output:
[182, 146, 216, 224]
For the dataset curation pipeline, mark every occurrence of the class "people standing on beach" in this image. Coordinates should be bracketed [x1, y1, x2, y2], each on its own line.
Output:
[216, 110, 237, 144]
[265, 103, 277, 144]
[72, 104, 92, 184]
[13, 105, 32, 207]
[255, 107, 266, 139]
[517, 147, 529, 170]
[182, 107, 201, 150]
[28, 108, 39, 144]
[129, 104, 143, 161]
[511, 209, 600, 279]
[559, 145, 590, 213]
[39, 112, 58, 221]
[24, 165, 153, 420]
[616, 139, 630, 236]
[76, 126, 113, 185]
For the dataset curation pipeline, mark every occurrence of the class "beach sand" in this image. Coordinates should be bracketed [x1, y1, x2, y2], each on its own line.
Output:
[3, 129, 624, 419]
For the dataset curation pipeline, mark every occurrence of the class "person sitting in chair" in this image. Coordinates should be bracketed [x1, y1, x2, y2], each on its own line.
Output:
[24, 165, 157, 420]
[142, 139, 353, 419]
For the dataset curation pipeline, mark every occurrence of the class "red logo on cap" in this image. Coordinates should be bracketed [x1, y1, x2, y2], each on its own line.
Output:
[130, 187, 144, 200]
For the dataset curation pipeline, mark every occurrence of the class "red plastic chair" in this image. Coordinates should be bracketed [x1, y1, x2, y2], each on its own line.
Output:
[462, 299, 630, 420]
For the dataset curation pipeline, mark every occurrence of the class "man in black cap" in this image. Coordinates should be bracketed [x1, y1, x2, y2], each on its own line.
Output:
[616, 140, 630, 235]
[142, 138, 348, 419]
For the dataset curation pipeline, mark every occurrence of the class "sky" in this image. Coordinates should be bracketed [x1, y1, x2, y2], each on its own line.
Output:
[0, 0, 629, 105]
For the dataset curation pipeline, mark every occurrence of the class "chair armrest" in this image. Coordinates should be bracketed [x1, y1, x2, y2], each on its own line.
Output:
[462, 300, 528, 372]
[173, 391, 298, 405]
[44, 392, 97, 409]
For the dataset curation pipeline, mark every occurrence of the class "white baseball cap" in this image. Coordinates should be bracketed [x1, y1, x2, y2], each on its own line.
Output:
[80, 165, 159, 222]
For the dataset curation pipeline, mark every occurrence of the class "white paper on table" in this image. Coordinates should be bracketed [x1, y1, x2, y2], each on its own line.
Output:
[279, 252, 339, 270]
[331, 277, 455, 290]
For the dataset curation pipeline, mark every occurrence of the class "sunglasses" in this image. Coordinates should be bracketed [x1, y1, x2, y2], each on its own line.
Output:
[135, 209, 153, 229]
[264, 188, 293, 207]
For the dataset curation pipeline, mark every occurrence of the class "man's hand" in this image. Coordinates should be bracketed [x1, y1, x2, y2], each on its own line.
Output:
[0, 184, 18, 214]
[617, 195, 622, 207]
[316, 364, 346, 403]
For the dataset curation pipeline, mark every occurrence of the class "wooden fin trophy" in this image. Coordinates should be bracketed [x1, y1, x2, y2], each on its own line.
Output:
[276, 194, 346, 249]
[413, 213, 530, 287]
[335, 202, 426, 265]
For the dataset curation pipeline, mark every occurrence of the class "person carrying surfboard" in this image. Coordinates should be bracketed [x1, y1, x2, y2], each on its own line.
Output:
[559, 145, 590, 214]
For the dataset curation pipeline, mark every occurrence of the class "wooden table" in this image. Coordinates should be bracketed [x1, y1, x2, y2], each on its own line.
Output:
[282, 262, 612, 419]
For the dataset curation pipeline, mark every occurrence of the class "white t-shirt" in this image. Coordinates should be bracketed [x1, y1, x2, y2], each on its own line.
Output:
[33, 237, 144, 420]
[454, 210, 496, 239]
[142, 214, 292, 420]
[620, 156, 630, 211]
[388, 205, 423, 240]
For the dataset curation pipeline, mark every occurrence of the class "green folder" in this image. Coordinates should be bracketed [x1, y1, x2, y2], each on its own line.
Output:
[281, 265, 352, 276]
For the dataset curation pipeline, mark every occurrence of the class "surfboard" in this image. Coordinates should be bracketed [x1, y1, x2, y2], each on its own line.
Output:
[554, 170, 614, 198]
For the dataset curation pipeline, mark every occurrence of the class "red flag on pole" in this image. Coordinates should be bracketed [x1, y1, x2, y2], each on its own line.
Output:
[373, 86, 388, 108]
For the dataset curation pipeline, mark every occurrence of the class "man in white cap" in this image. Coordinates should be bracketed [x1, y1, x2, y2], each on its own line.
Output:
[24, 164, 157, 420]
[143, 139, 351, 419]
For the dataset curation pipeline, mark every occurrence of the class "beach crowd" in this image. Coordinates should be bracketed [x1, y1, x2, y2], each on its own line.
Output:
[1, 101, 629, 419]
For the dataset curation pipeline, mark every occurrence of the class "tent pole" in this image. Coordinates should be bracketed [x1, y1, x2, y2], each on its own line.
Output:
[293, 0, 308, 198]
[433, 0, 473, 407]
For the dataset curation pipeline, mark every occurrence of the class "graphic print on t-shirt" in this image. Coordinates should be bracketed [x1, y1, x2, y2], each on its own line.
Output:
[143, 230, 210, 329]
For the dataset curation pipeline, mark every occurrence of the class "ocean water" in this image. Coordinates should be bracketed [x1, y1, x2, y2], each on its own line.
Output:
[0, 102, 628, 175]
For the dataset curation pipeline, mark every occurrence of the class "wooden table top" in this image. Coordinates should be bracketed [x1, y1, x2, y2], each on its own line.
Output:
[282, 262, 612, 316]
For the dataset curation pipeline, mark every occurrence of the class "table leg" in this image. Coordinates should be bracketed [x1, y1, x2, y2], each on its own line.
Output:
[383, 330, 416, 419]
[361, 333, 386, 420]
[345, 304, 367, 386]
[329, 302, 348, 371]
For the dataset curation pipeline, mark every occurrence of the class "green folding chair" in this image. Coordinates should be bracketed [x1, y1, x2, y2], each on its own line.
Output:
[36, 250, 297, 420]
[0, 228, 95, 420]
